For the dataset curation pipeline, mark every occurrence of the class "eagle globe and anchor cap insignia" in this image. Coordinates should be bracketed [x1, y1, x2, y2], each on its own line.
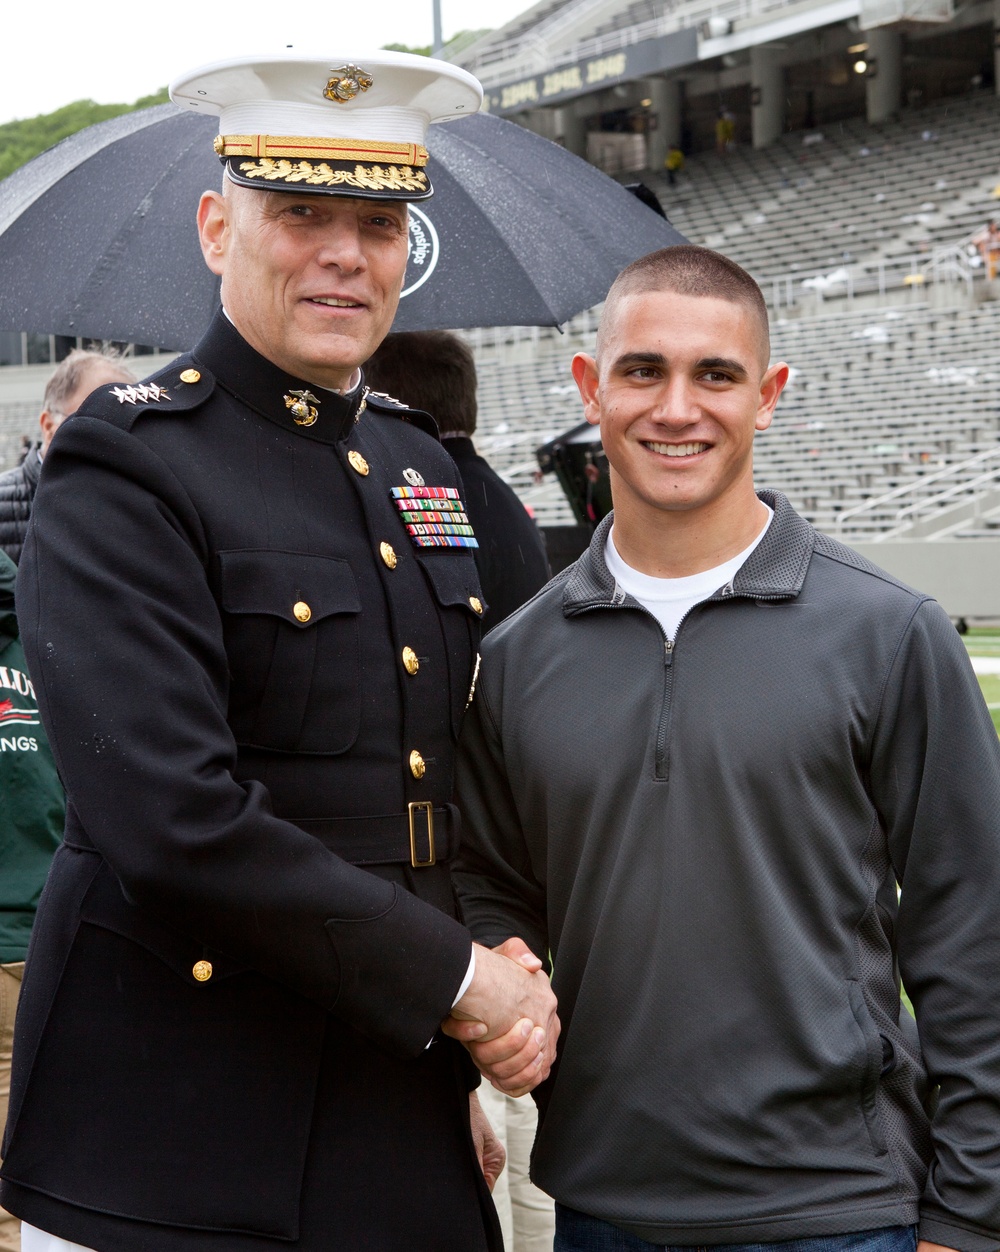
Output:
[324, 65, 374, 104]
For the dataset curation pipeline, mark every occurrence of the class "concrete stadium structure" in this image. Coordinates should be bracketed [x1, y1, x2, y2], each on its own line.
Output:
[451, 0, 1000, 169]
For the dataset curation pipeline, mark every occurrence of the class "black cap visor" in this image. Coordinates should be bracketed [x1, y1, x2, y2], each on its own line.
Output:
[224, 155, 432, 201]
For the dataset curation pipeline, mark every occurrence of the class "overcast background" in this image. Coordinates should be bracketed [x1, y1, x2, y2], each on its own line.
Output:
[2, 0, 533, 125]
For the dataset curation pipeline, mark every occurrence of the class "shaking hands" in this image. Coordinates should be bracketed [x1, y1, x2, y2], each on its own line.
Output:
[442, 937, 560, 1097]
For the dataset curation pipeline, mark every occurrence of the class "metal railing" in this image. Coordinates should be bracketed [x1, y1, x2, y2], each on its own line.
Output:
[536, 0, 641, 49]
[764, 229, 981, 312]
[458, 226, 982, 337]
[462, 306, 603, 353]
[834, 444, 1000, 539]
[860, 0, 952, 26]
[573, 0, 797, 57]
[469, 37, 552, 79]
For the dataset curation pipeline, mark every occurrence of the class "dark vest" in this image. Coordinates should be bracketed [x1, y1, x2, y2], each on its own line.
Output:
[445, 435, 550, 631]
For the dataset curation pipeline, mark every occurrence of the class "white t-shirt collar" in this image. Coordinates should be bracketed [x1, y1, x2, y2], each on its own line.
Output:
[605, 506, 773, 641]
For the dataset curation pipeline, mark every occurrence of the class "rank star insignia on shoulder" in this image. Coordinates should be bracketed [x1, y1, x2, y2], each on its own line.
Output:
[366, 390, 408, 409]
[113, 383, 170, 405]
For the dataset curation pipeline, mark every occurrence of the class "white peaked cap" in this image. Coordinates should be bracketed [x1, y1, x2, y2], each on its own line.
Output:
[170, 49, 482, 146]
[169, 50, 483, 199]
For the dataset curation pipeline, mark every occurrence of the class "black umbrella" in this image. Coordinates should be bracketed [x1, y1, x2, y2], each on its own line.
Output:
[0, 103, 684, 348]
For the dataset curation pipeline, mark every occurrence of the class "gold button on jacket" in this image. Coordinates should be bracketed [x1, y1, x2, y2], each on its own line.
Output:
[348, 450, 370, 476]
[469, 596, 483, 615]
[293, 601, 312, 623]
[192, 960, 213, 982]
[380, 542, 397, 569]
[402, 646, 420, 675]
[409, 750, 426, 779]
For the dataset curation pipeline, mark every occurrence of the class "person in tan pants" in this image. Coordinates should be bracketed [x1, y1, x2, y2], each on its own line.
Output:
[0, 964, 25, 1251]
[0, 549, 65, 1251]
[478, 1083, 555, 1252]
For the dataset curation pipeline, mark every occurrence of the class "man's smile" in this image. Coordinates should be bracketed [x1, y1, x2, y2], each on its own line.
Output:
[307, 296, 366, 309]
[643, 440, 710, 458]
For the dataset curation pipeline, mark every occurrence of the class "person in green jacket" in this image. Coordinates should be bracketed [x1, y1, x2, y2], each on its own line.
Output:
[0, 549, 63, 1252]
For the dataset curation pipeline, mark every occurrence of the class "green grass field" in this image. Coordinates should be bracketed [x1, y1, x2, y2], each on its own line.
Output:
[965, 627, 1000, 734]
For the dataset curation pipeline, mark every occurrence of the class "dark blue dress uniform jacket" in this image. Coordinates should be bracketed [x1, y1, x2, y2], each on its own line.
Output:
[0, 312, 499, 1252]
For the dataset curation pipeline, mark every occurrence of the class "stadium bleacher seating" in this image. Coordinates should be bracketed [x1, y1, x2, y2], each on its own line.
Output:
[649, 92, 1000, 294]
[468, 297, 1000, 536]
[589, 0, 680, 39]
[2, 93, 998, 546]
[4, 298, 997, 541]
[463, 91, 1000, 537]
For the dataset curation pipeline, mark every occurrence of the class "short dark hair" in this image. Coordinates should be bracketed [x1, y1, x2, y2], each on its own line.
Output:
[42, 349, 134, 415]
[600, 245, 770, 365]
[364, 332, 478, 436]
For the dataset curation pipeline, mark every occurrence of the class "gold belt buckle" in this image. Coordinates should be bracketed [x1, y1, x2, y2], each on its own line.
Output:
[408, 801, 436, 868]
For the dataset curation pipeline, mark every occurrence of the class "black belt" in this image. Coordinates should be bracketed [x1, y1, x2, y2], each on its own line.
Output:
[64, 803, 458, 869]
[291, 802, 458, 868]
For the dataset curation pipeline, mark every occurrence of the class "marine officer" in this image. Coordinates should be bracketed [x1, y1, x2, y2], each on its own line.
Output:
[1, 51, 557, 1252]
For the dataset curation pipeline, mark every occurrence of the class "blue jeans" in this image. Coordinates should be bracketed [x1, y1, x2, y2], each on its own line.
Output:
[553, 1209, 918, 1252]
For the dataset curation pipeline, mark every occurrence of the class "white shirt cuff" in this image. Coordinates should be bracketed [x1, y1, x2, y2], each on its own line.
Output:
[452, 946, 476, 1007]
[426, 946, 476, 1051]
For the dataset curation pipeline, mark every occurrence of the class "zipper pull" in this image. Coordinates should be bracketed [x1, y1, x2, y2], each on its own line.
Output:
[664, 639, 675, 664]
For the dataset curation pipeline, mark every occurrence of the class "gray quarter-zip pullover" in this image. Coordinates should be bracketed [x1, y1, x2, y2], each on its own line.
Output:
[454, 491, 1000, 1252]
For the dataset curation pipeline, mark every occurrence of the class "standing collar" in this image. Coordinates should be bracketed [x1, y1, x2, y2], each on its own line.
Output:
[440, 435, 477, 458]
[563, 490, 815, 615]
[192, 309, 367, 444]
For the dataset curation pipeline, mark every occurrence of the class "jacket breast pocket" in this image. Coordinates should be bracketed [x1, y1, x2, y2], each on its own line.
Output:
[415, 550, 484, 736]
[219, 549, 361, 754]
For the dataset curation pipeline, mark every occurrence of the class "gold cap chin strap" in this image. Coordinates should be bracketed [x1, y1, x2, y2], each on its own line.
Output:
[214, 134, 429, 167]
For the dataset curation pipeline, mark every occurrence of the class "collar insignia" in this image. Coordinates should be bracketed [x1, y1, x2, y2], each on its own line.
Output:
[324, 65, 374, 104]
[284, 390, 321, 426]
[113, 383, 169, 405]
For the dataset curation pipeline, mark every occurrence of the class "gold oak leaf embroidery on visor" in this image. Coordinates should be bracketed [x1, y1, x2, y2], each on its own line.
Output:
[238, 159, 428, 192]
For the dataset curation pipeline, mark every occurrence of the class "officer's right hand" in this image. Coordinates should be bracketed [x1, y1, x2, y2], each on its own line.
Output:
[442, 938, 559, 1096]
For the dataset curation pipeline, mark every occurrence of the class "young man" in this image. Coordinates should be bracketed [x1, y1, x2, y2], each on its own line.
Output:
[2, 51, 555, 1252]
[451, 246, 1000, 1252]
